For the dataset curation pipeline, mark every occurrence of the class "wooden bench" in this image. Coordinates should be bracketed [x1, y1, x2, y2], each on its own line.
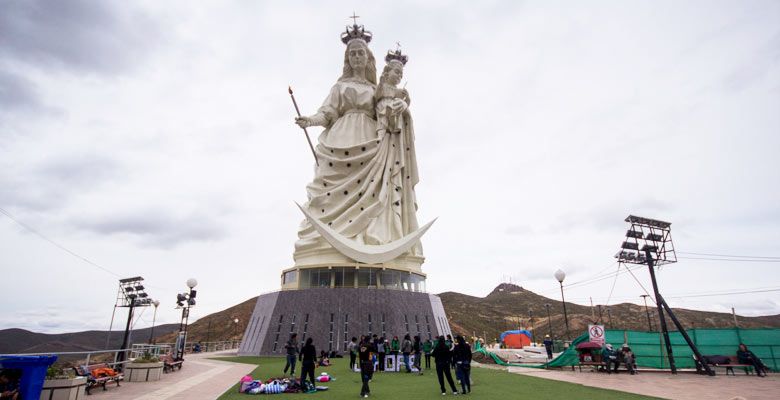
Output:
[161, 354, 183, 373]
[73, 363, 124, 395]
[694, 355, 754, 376]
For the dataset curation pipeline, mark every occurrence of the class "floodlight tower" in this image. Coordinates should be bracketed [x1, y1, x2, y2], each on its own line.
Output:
[615, 215, 713, 376]
[116, 277, 153, 368]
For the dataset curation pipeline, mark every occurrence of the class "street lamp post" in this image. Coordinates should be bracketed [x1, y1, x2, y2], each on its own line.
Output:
[554, 269, 570, 340]
[234, 318, 239, 339]
[528, 309, 535, 344]
[175, 278, 198, 361]
[148, 300, 160, 344]
[640, 294, 653, 331]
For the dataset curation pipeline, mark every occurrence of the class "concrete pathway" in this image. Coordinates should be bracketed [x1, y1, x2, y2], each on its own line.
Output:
[503, 365, 780, 400]
[87, 351, 254, 400]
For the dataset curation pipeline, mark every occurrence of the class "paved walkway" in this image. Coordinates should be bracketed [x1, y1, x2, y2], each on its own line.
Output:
[503, 365, 780, 400]
[88, 351, 254, 400]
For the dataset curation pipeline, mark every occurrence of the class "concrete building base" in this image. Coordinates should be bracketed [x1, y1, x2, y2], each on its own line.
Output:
[238, 288, 451, 356]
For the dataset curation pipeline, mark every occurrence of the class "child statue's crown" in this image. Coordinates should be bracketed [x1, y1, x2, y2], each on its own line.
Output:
[385, 48, 408, 65]
[341, 23, 373, 45]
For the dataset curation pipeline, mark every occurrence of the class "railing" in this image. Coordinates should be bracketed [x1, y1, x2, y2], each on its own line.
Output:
[1, 340, 242, 369]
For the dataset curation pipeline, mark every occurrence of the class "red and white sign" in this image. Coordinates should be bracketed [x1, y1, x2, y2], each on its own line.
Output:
[588, 324, 605, 346]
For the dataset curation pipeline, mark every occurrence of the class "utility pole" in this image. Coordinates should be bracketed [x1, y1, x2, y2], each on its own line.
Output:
[544, 303, 553, 339]
[606, 307, 613, 328]
[732, 307, 739, 328]
[640, 294, 653, 331]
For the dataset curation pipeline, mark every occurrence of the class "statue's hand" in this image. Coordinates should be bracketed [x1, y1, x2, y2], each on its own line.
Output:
[388, 99, 408, 115]
[295, 116, 312, 129]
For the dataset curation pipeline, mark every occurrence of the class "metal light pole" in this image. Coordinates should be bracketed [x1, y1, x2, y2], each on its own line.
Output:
[606, 307, 613, 328]
[175, 278, 198, 361]
[544, 303, 553, 339]
[640, 294, 653, 331]
[149, 300, 160, 344]
[528, 309, 535, 343]
[554, 269, 570, 340]
[234, 318, 239, 338]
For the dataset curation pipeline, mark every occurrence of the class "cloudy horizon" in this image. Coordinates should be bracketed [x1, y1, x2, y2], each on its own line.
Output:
[1, 0, 779, 334]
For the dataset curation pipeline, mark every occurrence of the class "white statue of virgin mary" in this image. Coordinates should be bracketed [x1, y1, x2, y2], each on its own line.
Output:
[292, 24, 431, 270]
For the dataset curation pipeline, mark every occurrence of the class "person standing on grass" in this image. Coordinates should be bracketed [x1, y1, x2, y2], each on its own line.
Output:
[453, 336, 472, 394]
[377, 336, 387, 372]
[359, 336, 377, 398]
[283, 333, 299, 376]
[391, 335, 400, 355]
[423, 337, 433, 369]
[298, 338, 316, 387]
[401, 334, 413, 372]
[413, 335, 423, 374]
[432, 335, 458, 395]
[348, 337, 359, 371]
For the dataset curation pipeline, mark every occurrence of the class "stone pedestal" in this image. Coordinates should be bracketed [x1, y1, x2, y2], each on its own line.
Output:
[40, 377, 86, 400]
[125, 362, 163, 382]
[238, 288, 451, 356]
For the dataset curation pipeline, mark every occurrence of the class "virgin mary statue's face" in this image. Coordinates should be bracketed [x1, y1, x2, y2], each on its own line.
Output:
[348, 42, 368, 70]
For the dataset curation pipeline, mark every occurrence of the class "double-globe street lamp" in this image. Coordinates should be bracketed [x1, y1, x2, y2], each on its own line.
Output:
[554, 269, 570, 340]
[174, 278, 198, 360]
[148, 300, 161, 344]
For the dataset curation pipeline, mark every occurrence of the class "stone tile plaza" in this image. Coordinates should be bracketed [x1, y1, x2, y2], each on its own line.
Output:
[2, 3, 780, 400]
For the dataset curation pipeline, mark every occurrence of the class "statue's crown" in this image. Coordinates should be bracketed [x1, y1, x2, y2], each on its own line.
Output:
[341, 23, 373, 45]
[385, 48, 408, 65]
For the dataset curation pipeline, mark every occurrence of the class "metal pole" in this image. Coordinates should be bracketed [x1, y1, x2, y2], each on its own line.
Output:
[658, 295, 714, 376]
[117, 303, 135, 369]
[641, 294, 653, 331]
[646, 249, 676, 373]
[732, 307, 739, 328]
[528, 309, 535, 343]
[606, 307, 613, 328]
[545, 304, 553, 339]
[149, 305, 158, 344]
[559, 282, 570, 340]
[597, 305, 603, 324]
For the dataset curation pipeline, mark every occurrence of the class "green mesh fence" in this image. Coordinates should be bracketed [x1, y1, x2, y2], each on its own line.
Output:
[475, 328, 780, 371]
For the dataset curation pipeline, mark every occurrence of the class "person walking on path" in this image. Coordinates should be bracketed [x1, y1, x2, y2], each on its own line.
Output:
[432, 335, 458, 395]
[283, 333, 299, 376]
[359, 336, 377, 398]
[401, 334, 413, 373]
[299, 338, 317, 387]
[543, 335, 553, 360]
[348, 337, 359, 371]
[453, 336, 472, 394]
[423, 337, 433, 369]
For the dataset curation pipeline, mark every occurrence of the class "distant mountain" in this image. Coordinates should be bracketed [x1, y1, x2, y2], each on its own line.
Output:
[440, 283, 780, 341]
[0, 324, 179, 355]
[7, 284, 779, 353]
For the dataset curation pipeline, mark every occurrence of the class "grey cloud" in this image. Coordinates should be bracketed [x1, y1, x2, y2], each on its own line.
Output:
[0, 155, 122, 211]
[0, 0, 161, 74]
[0, 69, 40, 111]
[75, 210, 228, 248]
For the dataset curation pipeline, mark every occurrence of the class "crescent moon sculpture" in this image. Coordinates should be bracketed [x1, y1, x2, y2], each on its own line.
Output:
[296, 202, 436, 264]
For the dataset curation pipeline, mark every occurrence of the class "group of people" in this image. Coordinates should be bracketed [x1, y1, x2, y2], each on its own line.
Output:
[282, 332, 473, 397]
[601, 343, 637, 375]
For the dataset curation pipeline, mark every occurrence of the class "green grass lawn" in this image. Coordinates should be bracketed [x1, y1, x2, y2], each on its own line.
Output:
[214, 356, 660, 399]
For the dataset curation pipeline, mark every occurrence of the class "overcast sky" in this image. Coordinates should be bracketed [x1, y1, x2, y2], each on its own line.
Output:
[1, 0, 779, 335]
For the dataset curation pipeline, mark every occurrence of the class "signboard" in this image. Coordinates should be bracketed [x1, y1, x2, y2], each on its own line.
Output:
[588, 324, 605, 346]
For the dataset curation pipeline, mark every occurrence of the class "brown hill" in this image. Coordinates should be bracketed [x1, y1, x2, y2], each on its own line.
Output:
[440, 283, 780, 341]
[0, 324, 179, 355]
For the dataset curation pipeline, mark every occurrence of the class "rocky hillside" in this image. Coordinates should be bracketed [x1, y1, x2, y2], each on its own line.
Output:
[440, 283, 780, 341]
[0, 324, 179, 354]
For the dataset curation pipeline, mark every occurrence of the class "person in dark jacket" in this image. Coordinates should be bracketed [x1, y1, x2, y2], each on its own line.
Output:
[737, 343, 768, 377]
[413, 335, 423, 374]
[543, 335, 554, 359]
[401, 334, 413, 373]
[453, 335, 472, 394]
[432, 335, 458, 395]
[283, 333, 299, 376]
[359, 336, 376, 397]
[298, 338, 316, 386]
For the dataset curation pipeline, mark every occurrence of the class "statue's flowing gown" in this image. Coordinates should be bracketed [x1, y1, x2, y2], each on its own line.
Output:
[294, 78, 422, 265]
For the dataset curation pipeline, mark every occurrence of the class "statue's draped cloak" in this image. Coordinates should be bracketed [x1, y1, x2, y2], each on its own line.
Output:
[294, 79, 422, 262]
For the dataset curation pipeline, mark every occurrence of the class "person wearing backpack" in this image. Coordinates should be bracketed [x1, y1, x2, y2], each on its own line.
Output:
[453, 335, 472, 394]
[401, 334, 413, 373]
